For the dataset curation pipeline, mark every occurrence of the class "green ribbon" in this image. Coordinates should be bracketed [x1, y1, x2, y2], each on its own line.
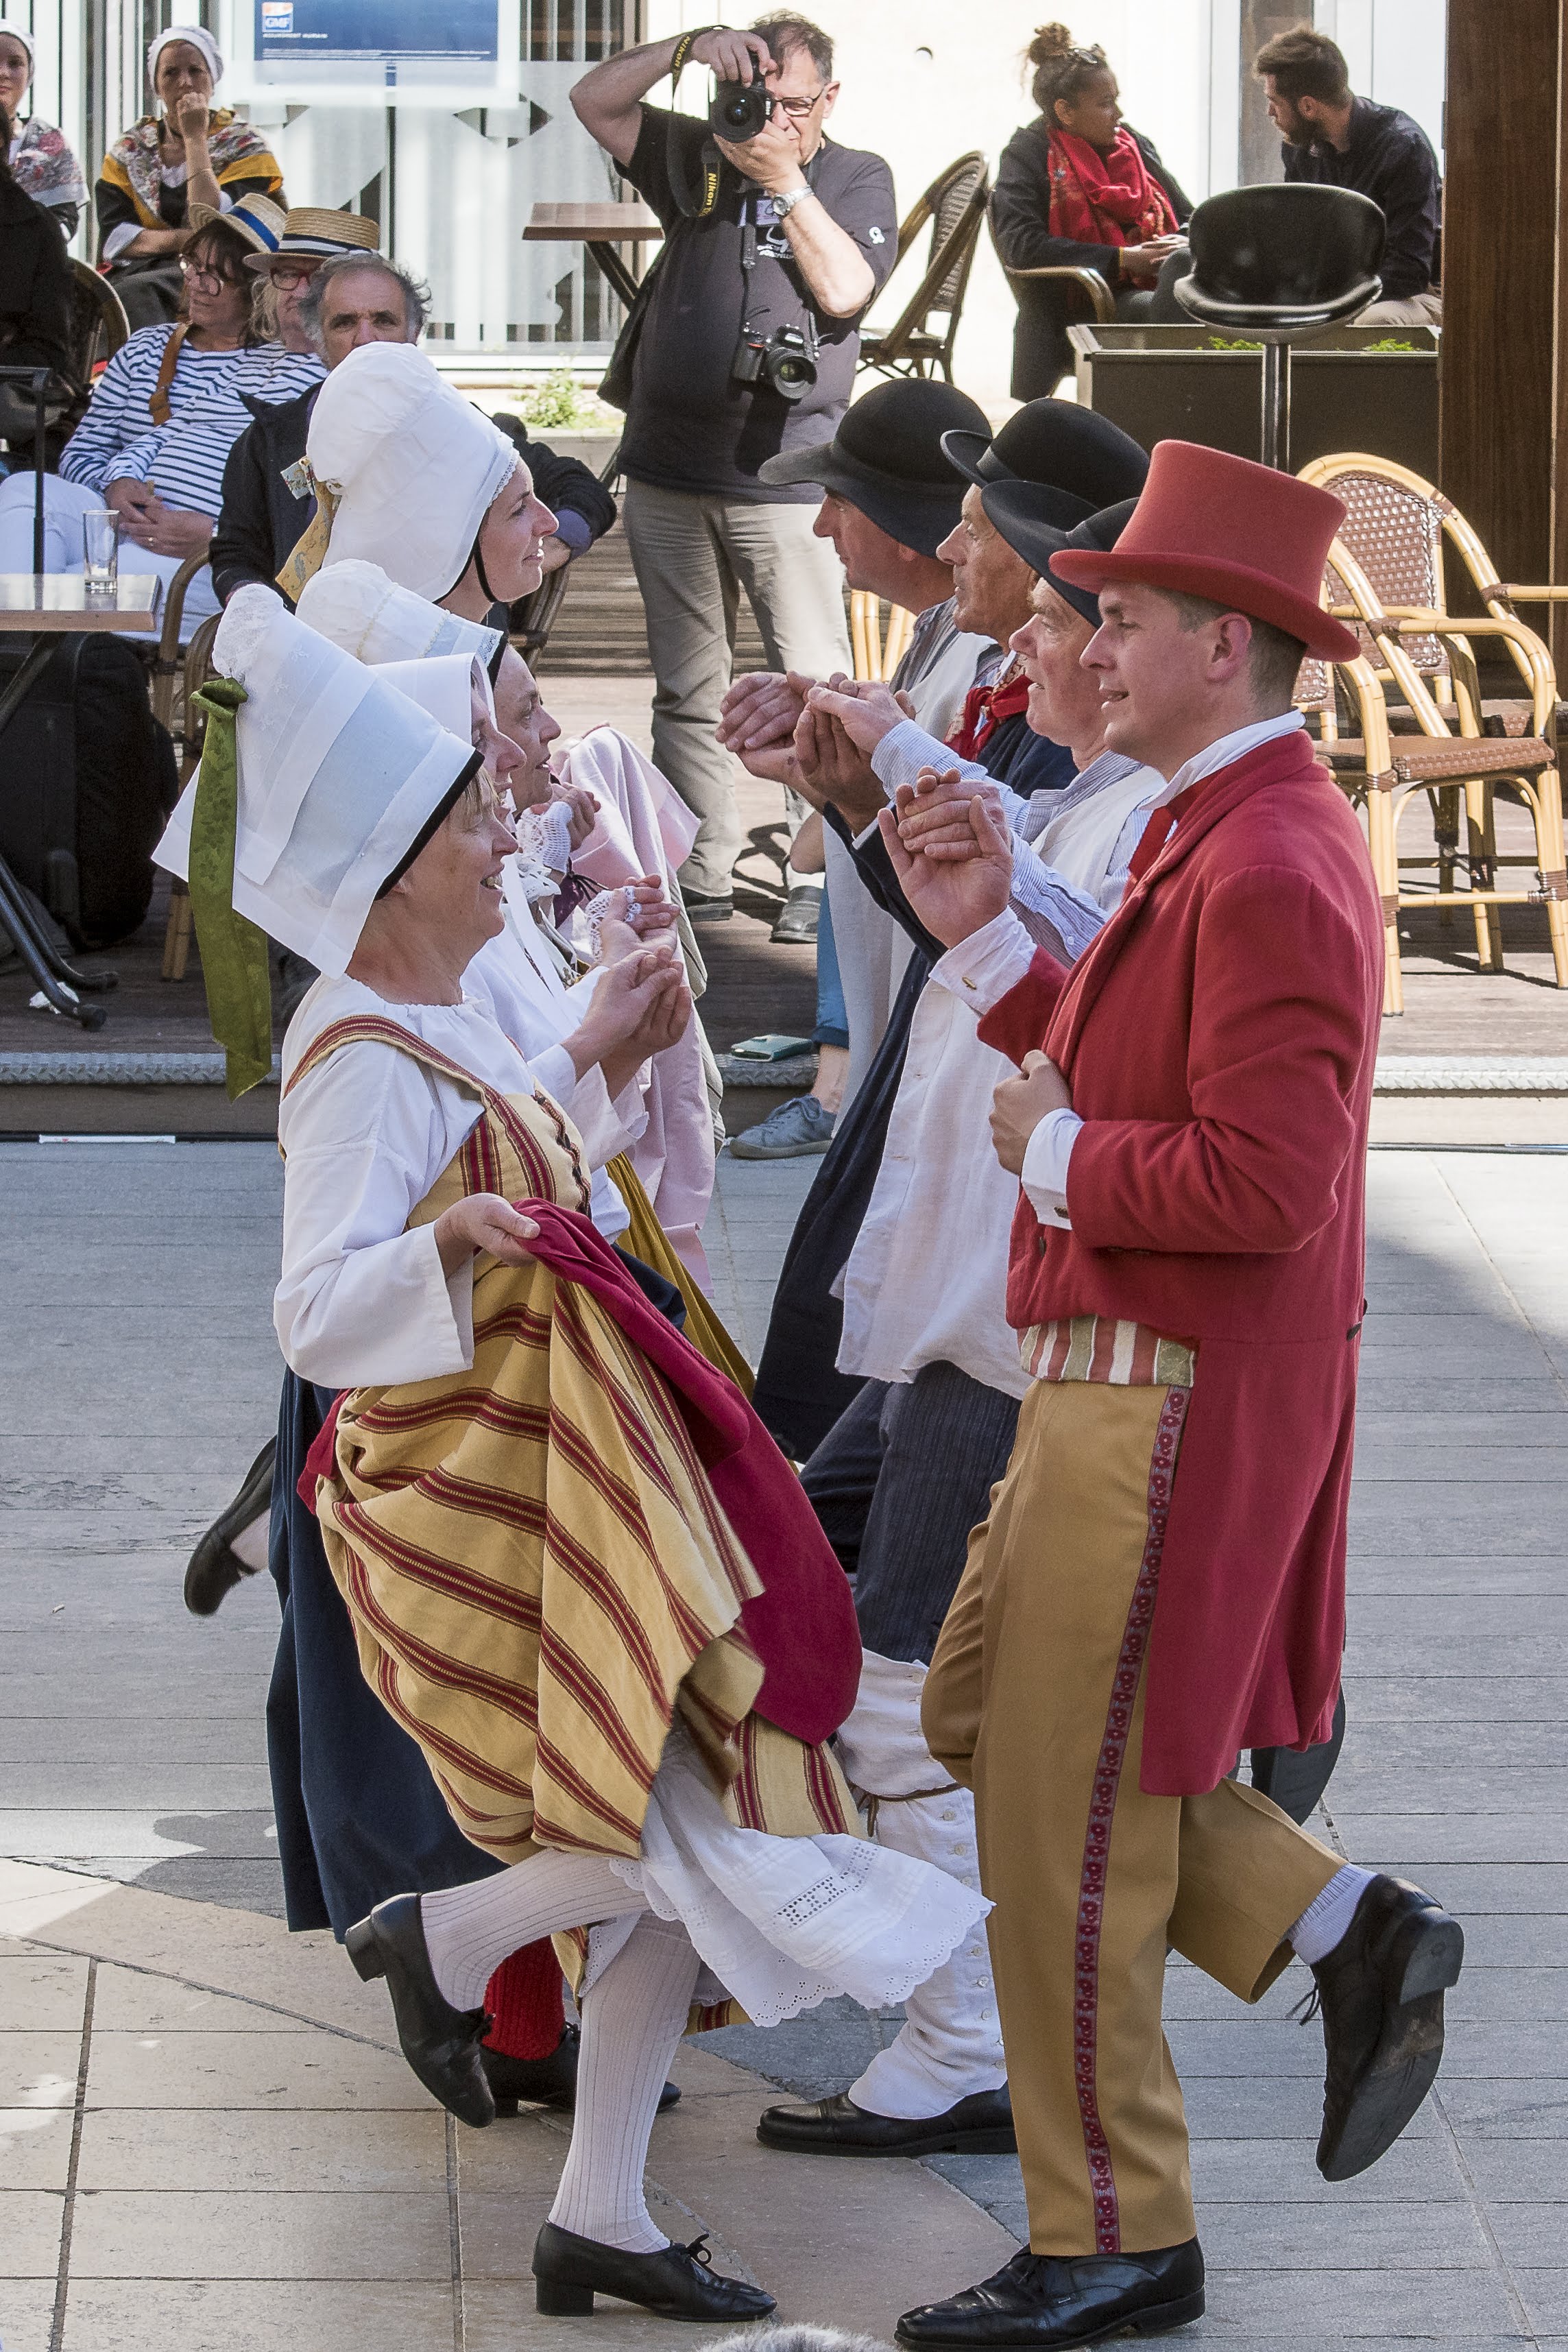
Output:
[187, 678, 274, 1101]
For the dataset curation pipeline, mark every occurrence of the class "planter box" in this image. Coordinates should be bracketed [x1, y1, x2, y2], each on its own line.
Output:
[1068, 324, 1438, 478]
[527, 430, 622, 475]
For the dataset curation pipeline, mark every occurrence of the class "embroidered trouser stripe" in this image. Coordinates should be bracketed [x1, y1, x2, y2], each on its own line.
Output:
[921, 1380, 1343, 2257]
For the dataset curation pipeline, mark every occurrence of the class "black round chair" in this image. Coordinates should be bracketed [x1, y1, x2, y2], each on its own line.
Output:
[1173, 184, 1386, 468]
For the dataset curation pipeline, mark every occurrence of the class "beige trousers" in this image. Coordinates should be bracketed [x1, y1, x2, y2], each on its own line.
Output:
[923, 1378, 1342, 2256]
[1355, 291, 1443, 326]
[620, 479, 851, 898]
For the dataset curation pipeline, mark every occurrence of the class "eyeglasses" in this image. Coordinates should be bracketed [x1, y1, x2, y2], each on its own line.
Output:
[180, 260, 235, 287]
[269, 264, 317, 289]
[773, 88, 826, 117]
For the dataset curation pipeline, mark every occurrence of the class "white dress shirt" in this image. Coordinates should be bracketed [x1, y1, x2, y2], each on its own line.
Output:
[276, 975, 631, 1389]
[1014, 709, 1307, 1226]
[834, 749, 1165, 1398]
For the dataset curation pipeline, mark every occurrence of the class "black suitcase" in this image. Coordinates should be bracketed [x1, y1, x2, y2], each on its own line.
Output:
[0, 633, 178, 947]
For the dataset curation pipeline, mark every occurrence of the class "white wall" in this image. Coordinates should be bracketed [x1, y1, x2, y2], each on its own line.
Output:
[1314, 0, 1445, 160]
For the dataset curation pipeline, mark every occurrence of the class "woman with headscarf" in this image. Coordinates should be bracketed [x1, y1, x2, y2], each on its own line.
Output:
[284, 341, 722, 1283]
[0, 96, 70, 411]
[95, 27, 282, 330]
[991, 22, 1191, 397]
[155, 587, 988, 2320]
[0, 24, 88, 239]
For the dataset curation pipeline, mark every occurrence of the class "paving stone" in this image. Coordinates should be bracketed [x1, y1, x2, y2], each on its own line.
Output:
[84, 2029, 432, 2111]
[0, 2190, 64, 2276]
[60, 2277, 456, 2351]
[75, 2106, 449, 2194]
[0, 2279, 56, 2352]
[0, 2034, 82, 2108]
[0, 1955, 88, 2029]
[0, 2106, 75, 2189]
[1194, 2196, 1492, 2268]
[67, 2187, 453, 2280]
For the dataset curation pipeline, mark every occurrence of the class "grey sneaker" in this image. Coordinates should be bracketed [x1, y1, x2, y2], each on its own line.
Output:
[729, 1094, 836, 1160]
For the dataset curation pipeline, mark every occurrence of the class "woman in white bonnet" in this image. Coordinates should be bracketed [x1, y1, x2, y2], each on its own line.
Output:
[0, 23, 88, 237]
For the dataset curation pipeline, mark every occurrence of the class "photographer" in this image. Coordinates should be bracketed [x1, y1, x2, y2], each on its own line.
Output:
[572, 14, 897, 921]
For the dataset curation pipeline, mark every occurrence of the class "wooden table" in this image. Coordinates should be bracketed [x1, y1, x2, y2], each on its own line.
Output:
[523, 202, 664, 312]
[0, 573, 164, 1029]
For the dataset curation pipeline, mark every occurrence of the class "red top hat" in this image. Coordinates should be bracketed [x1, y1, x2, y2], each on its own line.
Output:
[1049, 440, 1359, 663]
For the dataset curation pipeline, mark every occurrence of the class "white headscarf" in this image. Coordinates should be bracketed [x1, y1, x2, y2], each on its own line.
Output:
[306, 343, 518, 603]
[295, 558, 504, 671]
[153, 586, 479, 976]
[147, 24, 224, 95]
[0, 21, 36, 73]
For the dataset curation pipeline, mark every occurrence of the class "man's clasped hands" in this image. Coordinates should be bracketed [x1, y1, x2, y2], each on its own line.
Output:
[716, 669, 1074, 1179]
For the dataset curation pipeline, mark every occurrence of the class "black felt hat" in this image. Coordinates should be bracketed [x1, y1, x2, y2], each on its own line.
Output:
[758, 379, 993, 557]
[980, 491, 1142, 625]
[941, 399, 1150, 533]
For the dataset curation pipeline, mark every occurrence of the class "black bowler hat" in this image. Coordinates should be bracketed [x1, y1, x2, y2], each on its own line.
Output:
[758, 379, 992, 557]
[942, 399, 1150, 529]
[980, 490, 1142, 625]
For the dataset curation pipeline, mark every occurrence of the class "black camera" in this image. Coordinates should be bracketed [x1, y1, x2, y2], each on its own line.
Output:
[732, 320, 818, 403]
[710, 64, 772, 141]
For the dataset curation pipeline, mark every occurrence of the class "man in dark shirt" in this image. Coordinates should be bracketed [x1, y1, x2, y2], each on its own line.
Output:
[572, 12, 897, 915]
[210, 250, 616, 606]
[1257, 24, 1441, 325]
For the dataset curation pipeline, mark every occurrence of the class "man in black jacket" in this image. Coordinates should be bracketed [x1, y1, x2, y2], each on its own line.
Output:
[210, 248, 616, 605]
[1257, 24, 1441, 326]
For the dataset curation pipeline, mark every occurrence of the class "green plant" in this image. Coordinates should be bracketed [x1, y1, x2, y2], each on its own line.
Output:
[512, 367, 619, 431]
[1360, 337, 1419, 352]
[1203, 334, 1264, 352]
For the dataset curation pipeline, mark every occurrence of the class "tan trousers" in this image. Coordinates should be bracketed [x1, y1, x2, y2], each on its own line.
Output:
[620, 479, 852, 898]
[923, 1378, 1342, 2257]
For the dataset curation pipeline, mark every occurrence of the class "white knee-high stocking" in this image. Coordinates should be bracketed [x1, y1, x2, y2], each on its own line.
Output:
[548, 1911, 701, 2253]
[419, 1852, 648, 2013]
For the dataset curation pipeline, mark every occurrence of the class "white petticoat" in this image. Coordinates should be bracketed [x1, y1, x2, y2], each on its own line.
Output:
[586, 1723, 991, 2028]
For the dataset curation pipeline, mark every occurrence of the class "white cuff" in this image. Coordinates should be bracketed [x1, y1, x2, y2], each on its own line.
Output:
[929, 907, 1037, 1015]
[1021, 1108, 1083, 1229]
[870, 718, 986, 795]
[101, 220, 142, 262]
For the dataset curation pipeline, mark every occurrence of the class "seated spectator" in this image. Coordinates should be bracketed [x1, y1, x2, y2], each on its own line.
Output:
[211, 248, 617, 606]
[0, 200, 322, 634]
[991, 22, 1190, 397]
[1257, 24, 1442, 326]
[0, 25, 87, 239]
[95, 27, 282, 331]
[0, 98, 71, 430]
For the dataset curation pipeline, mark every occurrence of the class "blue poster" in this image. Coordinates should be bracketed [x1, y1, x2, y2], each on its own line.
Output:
[256, 0, 497, 61]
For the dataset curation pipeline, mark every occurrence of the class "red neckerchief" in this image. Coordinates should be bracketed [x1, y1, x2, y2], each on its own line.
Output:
[1047, 127, 1178, 284]
[1126, 779, 1203, 884]
[949, 660, 1031, 761]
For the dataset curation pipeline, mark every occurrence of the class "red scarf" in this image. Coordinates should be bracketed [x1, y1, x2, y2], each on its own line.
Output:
[950, 660, 1032, 761]
[1047, 126, 1177, 284]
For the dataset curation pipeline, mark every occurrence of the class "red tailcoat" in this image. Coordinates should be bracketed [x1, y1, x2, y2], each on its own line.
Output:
[976, 731, 1383, 1795]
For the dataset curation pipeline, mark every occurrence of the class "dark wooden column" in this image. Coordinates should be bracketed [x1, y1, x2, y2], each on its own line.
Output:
[1238, 0, 1302, 184]
[1440, 0, 1561, 624]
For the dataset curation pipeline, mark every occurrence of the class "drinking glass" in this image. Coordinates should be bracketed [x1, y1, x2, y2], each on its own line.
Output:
[82, 509, 118, 592]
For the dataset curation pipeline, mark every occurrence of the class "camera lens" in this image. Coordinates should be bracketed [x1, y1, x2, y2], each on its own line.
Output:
[721, 95, 753, 125]
[773, 357, 810, 385]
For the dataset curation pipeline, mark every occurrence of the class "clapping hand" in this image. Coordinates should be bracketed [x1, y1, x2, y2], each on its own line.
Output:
[894, 765, 1002, 862]
[551, 778, 599, 852]
[596, 876, 679, 963]
[989, 1050, 1074, 1177]
[792, 697, 888, 830]
[878, 773, 1013, 946]
[719, 670, 815, 789]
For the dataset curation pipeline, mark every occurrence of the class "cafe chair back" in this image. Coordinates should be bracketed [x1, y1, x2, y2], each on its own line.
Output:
[859, 152, 989, 383]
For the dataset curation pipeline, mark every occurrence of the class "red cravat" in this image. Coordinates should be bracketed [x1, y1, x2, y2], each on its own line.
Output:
[1126, 781, 1202, 884]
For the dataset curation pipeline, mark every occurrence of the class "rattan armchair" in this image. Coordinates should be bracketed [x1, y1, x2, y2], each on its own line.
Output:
[1302, 528, 1567, 1012]
[858, 154, 989, 383]
[849, 593, 915, 684]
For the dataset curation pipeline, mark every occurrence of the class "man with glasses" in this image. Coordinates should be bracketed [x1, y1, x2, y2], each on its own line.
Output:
[211, 227, 616, 605]
[572, 13, 897, 924]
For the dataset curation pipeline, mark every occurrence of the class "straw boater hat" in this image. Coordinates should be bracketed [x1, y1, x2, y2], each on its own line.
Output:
[284, 342, 517, 604]
[154, 586, 482, 1096]
[186, 193, 287, 258]
[295, 558, 505, 675]
[246, 206, 382, 274]
[1048, 440, 1359, 662]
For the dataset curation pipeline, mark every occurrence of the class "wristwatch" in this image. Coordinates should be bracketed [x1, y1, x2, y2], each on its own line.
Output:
[771, 185, 811, 221]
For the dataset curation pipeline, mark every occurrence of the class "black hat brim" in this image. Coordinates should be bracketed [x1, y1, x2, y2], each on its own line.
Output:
[759, 440, 967, 559]
[940, 427, 1011, 485]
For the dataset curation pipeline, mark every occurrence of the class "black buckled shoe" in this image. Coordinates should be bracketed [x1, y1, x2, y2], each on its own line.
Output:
[183, 1440, 276, 1616]
[758, 2085, 1015, 2157]
[344, 1893, 496, 2130]
[896, 2241, 1204, 2349]
[483, 2024, 680, 2117]
[532, 2221, 776, 2320]
[1310, 1873, 1464, 2182]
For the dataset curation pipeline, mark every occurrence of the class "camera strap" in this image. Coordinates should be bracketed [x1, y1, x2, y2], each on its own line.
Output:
[666, 32, 722, 220]
[738, 160, 822, 358]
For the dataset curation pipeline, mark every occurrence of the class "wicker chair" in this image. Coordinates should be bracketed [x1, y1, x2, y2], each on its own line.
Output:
[858, 154, 989, 383]
[987, 203, 1116, 376]
[1299, 523, 1567, 1013]
[158, 605, 222, 981]
[67, 260, 130, 384]
[849, 593, 915, 683]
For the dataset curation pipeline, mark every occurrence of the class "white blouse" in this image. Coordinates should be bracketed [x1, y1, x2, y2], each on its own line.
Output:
[275, 975, 621, 1390]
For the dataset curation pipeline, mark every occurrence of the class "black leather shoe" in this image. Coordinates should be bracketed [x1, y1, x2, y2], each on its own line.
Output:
[183, 1440, 276, 1616]
[532, 2220, 775, 2320]
[896, 2242, 1204, 2349]
[758, 2085, 1015, 2157]
[771, 884, 821, 944]
[484, 2024, 680, 2117]
[682, 890, 734, 923]
[345, 1894, 496, 2130]
[1312, 1873, 1464, 2181]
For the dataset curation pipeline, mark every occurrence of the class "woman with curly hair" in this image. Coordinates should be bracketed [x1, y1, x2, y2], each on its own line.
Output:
[991, 23, 1191, 397]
